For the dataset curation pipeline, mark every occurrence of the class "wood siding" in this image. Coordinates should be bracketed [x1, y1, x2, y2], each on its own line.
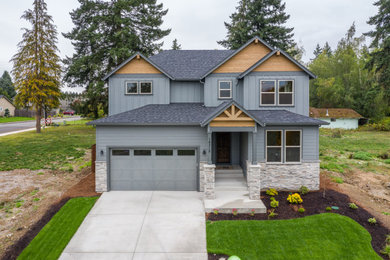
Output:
[254, 54, 303, 72]
[213, 42, 271, 73]
[210, 104, 255, 127]
[115, 57, 162, 74]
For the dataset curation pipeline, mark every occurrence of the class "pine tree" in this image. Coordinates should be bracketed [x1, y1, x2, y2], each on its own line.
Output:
[0, 71, 16, 99]
[323, 42, 332, 56]
[365, 0, 390, 106]
[171, 39, 181, 50]
[313, 44, 323, 58]
[11, 0, 61, 133]
[63, 0, 170, 118]
[218, 0, 296, 53]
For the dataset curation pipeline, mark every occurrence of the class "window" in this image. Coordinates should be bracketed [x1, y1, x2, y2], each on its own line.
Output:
[278, 80, 294, 105]
[156, 149, 173, 156]
[134, 150, 151, 156]
[140, 82, 152, 94]
[285, 131, 301, 162]
[112, 150, 130, 156]
[260, 81, 276, 105]
[266, 131, 282, 162]
[178, 149, 195, 156]
[218, 81, 232, 99]
[331, 118, 336, 122]
[126, 82, 138, 94]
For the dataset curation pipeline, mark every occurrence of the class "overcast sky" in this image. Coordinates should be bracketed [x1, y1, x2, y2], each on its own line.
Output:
[0, 0, 378, 91]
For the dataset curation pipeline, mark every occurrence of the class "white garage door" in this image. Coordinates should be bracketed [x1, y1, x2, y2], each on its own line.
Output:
[110, 148, 198, 191]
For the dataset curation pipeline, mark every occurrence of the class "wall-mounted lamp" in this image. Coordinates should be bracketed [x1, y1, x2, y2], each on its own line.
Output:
[100, 150, 104, 156]
[202, 150, 207, 155]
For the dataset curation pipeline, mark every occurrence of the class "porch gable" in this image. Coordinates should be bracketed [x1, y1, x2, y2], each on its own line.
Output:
[210, 104, 255, 127]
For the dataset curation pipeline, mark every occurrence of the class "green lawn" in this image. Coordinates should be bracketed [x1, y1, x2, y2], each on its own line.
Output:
[319, 129, 390, 175]
[207, 214, 380, 260]
[0, 117, 34, 123]
[18, 197, 98, 260]
[0, 120, 95, 171]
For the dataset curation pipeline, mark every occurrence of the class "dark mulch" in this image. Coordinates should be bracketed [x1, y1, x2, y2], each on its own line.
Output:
[207, 189, 389, 260]
[1, 172, 101, 260]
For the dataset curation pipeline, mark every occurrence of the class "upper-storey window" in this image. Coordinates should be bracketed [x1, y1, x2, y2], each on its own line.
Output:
[260, 80, 276, 105]
[278, 80, 294, 106]
[218, 81, 232, 99]
[125, 81, 153, 95]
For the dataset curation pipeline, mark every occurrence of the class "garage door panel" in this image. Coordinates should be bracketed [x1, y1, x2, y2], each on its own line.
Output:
[110, 148, 197, 191]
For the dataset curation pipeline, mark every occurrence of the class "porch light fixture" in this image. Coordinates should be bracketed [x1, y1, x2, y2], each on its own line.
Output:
[202, 150, 207, 155]
[100, 150, 104, 156]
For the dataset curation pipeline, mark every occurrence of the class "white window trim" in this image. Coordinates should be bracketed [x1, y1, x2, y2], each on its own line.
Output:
[266, 130, 283, 163]
[278, 80, 294, 106]
[125, 81, 139, 95]
[139, 81, 153, 95]
[260, 80, 276, 106]
[218, 80, 232, 99]
[284, 130, 302, 164]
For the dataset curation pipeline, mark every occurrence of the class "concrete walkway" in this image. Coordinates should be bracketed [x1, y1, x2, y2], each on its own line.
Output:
[60, 191, 207, 260]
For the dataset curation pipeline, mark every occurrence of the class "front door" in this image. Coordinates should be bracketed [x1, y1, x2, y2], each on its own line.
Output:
[216, 133, 231, 163]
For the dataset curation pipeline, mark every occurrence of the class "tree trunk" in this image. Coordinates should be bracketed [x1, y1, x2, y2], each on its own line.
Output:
[36, 106, 41, 133]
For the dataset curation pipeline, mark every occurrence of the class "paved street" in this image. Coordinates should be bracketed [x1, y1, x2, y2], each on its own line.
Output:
[0, 116, 81, 135]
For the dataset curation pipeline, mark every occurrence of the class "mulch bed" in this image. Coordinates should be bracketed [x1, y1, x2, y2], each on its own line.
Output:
[207, 189, 389, 260]
[1, 172, 101, 260]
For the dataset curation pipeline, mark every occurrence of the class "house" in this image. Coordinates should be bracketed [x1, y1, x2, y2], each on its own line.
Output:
[88, 37, 328, 201]
[310, 107, 362, 130]
[0, 95, 15, 116]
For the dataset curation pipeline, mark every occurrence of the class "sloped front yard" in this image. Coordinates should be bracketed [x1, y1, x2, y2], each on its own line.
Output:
[207, 214, 380, 260]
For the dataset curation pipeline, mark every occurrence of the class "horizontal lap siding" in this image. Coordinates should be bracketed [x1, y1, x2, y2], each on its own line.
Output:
[96, 126, 209, 162]
[170, 81, 203, 103]
[109, 74, 170, 115]
[256, 125, 319, 162]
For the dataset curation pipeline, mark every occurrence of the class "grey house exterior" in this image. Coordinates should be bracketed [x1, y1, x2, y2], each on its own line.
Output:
[89, 37, 327, 200]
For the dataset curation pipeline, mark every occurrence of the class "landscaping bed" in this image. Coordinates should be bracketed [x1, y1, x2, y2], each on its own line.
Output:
[207, 189, 389, 259]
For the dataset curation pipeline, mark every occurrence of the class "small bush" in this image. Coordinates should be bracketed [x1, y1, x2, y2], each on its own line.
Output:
[33, 197, 40, 202]
[270, 200, 279, 208]
[326, 207, 332, 212]
[352, 151, 372, 161]
[232, 208, 238, 216]
[249, 209, 255, 216]
[4, 108, 10, 117]
[270, 197, 275, 201]
[368, 218, 377, 225]
[299, 186, 309, 195]
[213, 209, 219, 215]
[287, 193, 303, 204]
[298, 207, 305, 213]
[266, 188, 278, 196]
[349, 203, 358, 210]
[381, 244, 390, 257]
[268, 209, 278, 219]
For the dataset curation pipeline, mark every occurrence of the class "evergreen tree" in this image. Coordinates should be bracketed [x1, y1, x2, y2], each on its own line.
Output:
[11, 0, 61, 133]
[63, 0, 170, 118]
[0, 71, 16, 99]
[218, 0, 296, 53]
[171, 39, 181, 50]
[313, 44, 323, 58]
[323, 42, 332, 56]
[365, 0, 390, 107]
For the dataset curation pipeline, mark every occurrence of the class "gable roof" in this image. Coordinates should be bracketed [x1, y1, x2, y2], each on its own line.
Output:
[0, 95, 15, 107]
[149, 50, 234, 80]
[249, 110, 328, 126]
[103, 52, 174, 81]
[309, 107, 363, 119]
[238, 48, 316, 79]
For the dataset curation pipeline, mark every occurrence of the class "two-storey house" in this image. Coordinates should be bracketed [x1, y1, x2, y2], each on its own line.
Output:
[89, 37, 327, 201]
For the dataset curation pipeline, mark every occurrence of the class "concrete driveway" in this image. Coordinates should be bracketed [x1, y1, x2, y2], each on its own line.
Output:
[60, 191, 207, 260]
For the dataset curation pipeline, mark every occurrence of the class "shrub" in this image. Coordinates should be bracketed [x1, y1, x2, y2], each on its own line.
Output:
[299, 186, 309, 195]
[4, 108, 10, 117]
[349, 203, 358, 210]
[381, 244, 390, 257]
[268, 209, 278, 219]
[298, 207, 305, 213]
[270, 197, 275, 201]
[232, 208, 238, 216]
[213, 209, 219, 215]
[352, 151, 372, 161]
[287, 193, 303, 204]
[326, 207, 332, 211]
[368, 218, 377, 225]
[249, 209, 255, 216]
[270, 200, 279, 208]
[266, 188, 278, 196]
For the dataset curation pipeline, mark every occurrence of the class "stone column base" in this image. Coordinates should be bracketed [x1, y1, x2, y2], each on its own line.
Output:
[247, 163, 261, 200]
[95, 161, 108, 192]
[203, 164, 216, 199]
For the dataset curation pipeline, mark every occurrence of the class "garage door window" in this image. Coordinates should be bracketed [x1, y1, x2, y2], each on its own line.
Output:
[178, 149, 195, 156]
[156, 150, 173, 156]
[134, 150, 151, 156]
[112, 150, 130, 156]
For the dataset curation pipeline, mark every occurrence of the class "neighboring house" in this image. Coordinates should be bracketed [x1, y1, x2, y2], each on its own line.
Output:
[89, 37, 328, 201]
[0, 95, 15, 116]
[310, 107, 362, 130]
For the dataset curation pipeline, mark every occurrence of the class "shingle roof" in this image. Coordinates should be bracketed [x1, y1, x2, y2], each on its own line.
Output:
[309, 107, 363, 119]
[149, 50, 235, 80]
[0, 95, 14, 106]
[88, 103, 328, 126]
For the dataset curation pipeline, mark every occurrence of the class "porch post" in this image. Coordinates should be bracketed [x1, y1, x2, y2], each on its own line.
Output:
[207, 131, 212, 164]
[252, 131, 257, 164]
